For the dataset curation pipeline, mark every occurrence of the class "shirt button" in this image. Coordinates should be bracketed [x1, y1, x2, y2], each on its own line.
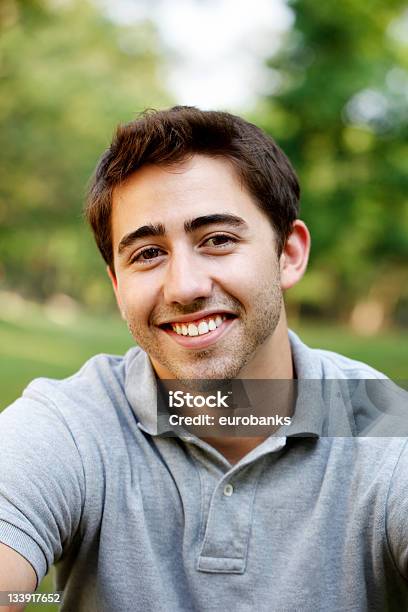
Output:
[223, 484, 234, 497]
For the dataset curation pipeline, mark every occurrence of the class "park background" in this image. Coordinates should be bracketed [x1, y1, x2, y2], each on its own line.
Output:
[0, 0, 407, 608]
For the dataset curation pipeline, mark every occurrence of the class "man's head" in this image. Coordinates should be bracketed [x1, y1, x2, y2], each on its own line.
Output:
[85, 107, 310, 380]
[86, 106, 301, 271]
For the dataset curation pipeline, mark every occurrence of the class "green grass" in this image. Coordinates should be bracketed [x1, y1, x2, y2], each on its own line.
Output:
[0, 309, 407, 610]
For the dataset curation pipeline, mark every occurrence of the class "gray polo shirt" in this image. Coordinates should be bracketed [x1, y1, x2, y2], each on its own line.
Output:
[0, 330, 408, 611]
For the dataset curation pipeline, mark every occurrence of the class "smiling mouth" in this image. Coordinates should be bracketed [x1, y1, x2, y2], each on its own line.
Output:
[159, 313, 237, 338]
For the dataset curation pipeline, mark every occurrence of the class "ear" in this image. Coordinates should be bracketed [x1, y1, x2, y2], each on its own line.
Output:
[279, 220, 311, 290]
[107, 265, 127, 320]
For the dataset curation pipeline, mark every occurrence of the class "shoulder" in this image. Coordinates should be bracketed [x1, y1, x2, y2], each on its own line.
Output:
[288, 329, 388, 379]
[21, 347, 142, 415]
[315, 348, 387, 379]
[25, 348, 133, 395]
[1, 347, 146, 451]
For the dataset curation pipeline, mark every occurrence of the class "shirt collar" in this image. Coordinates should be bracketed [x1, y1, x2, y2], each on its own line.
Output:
[284, 330, 355, 437]
[125, 347, 160, 436]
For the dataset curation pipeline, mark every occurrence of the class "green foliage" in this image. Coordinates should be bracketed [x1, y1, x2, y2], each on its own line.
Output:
[253, 0, 408, 322]
[0, 0, 171, 309]
[1, 0, 407, 325]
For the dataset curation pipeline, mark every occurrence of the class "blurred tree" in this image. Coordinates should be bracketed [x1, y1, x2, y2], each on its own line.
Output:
[0, 0, 171, 310]
[254, 0, 408, 329]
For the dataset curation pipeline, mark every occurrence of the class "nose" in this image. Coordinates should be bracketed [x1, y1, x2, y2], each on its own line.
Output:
[163, 250, 213, 305]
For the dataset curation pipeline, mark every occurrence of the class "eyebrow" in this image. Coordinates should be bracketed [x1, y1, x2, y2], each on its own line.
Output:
[117, 214, 248, 255]
[118, 223, 165, 255]
[184, 214, 247, 233]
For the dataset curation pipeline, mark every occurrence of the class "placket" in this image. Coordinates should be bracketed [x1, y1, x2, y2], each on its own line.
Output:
[196, 457, 266, 574]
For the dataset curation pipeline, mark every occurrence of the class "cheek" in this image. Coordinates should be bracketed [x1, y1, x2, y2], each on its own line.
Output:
[215, 251, 280, 297]
[117, 276, 157, 323]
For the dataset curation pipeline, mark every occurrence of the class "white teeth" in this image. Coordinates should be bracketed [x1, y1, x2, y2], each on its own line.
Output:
[188, 323, 199, 336]
[208, 319, 216, 331]
[171, 314, 228, 336]
[198, 321, 209, 335]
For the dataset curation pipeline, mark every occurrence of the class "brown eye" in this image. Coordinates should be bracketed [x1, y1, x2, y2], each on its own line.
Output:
[204, 235, 237, 247]
[141, 248, 162, 260]
[131, 247, 165, 264]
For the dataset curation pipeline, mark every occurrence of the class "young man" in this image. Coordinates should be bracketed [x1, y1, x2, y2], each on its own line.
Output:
[0, 107, 407, 611]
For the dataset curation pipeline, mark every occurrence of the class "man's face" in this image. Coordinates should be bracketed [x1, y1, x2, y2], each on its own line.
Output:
[110, 155, 284, 381]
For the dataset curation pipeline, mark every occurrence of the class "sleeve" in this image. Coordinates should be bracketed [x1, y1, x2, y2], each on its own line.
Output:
[0, 391, 86, 588]
[385, 439, 408, 578]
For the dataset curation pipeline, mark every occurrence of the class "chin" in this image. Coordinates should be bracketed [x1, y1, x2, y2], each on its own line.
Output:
[171, 357, 243, 383]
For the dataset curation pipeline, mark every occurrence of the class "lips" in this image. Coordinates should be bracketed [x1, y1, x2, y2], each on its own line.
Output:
[158, 311, 238, 349]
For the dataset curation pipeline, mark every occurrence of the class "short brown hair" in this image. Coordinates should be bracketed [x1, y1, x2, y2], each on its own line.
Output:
[85, 106, 300, 270]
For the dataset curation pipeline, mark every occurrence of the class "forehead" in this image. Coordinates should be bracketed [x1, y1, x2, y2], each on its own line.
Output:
[110, 155, 263, 243]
